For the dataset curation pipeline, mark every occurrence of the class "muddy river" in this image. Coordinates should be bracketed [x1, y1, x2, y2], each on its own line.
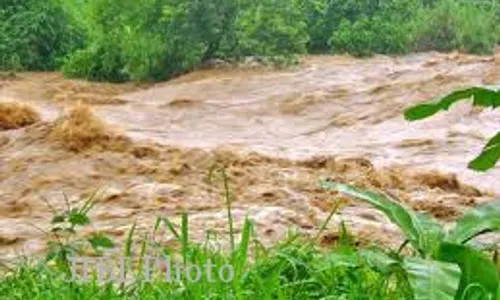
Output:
[0, 50, 499, 262]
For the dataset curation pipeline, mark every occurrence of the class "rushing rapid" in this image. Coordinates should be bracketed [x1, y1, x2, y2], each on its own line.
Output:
[0, 50, 498, 261]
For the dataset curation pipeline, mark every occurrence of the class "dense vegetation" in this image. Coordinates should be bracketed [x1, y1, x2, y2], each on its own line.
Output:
[1, 0, 499, 81]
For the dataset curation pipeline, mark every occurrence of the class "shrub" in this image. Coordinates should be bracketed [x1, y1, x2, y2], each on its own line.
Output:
[62, 0, 131, 82]
[234, 0, 309, 58]
[415, 0, 498, 54]
[296, 0, 331, 53]
[326, 0, 422, 56]
[0, 0, 85, 71]
[3, 0, 499, 81]
[329, 15, 415, 57]
[63, 0, 309, 82]
[62, 41, 129, 82]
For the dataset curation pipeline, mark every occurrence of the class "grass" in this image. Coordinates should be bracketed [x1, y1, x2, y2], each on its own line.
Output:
[0, 102, 40, 130]
[0, 222, 413, 300]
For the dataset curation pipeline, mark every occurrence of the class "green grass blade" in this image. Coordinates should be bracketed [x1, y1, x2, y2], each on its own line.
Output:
[137, 233, 148, 279]
[235, 217, 253, 272]
[181, 211, 189, 265]
[162, 217, 181, 240]
[221, 168, 235, 252]
[124, 221, 136, 258]
[314, 200, 341, 241]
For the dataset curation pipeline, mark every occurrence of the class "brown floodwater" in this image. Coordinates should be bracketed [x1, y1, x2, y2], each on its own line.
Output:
[0, 50, 498, 262]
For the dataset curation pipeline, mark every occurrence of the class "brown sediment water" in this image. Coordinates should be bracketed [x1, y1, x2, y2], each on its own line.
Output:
[0, 50, 498, 261]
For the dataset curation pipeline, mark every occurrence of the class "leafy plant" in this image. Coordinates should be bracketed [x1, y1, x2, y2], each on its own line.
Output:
[40, 191, 114, 274]
[414, 0, 498, 54]
[235, 0, 309, 58]
[404, 87, 500, 171]
[320, 180, 500, 300]
[0, 0, 85, 71]
[327, 0, 421, 56]
[3, 0, 499, 80]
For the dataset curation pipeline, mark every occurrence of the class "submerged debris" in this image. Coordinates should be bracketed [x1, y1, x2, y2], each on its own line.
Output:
[0, 102, 41, 130]
[48, 104, 131, 152]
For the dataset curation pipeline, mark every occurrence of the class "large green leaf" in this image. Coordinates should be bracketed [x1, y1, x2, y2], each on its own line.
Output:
[404, 87, 500, 121]
[468, 132, 500, 172]
[403, 257, 461, 300]
[471, 88, 500, 108]
[404, 87, 500, 171]
[359, 247, 401, 275]
[437, 242, 499, 300]
[412, 212, 447, 257]
[447, 199, 500, 244]
[320, 181, 445, 256]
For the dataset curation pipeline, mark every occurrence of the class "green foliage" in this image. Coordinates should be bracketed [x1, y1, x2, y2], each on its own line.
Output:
[405, 87, 500, 171]
[327, 0, 422, 56]
[0, 211, 413, 300]
[415, 0, 499, 54]
[403, 257, 461, 300]
[297, 0, 331, 52]
[62, 0, 134, 82]
[447, 200, 500, 244]
[321, 181, 500, 300]
[61, 0, 308, 82]
[3, 0, 499, 80]
[235, 0, 308, 58]
[62, 41, 129, 82]
[0, 0, 85, 71]
[42, 191, 115, 272]
[437, 242, 499, 299]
